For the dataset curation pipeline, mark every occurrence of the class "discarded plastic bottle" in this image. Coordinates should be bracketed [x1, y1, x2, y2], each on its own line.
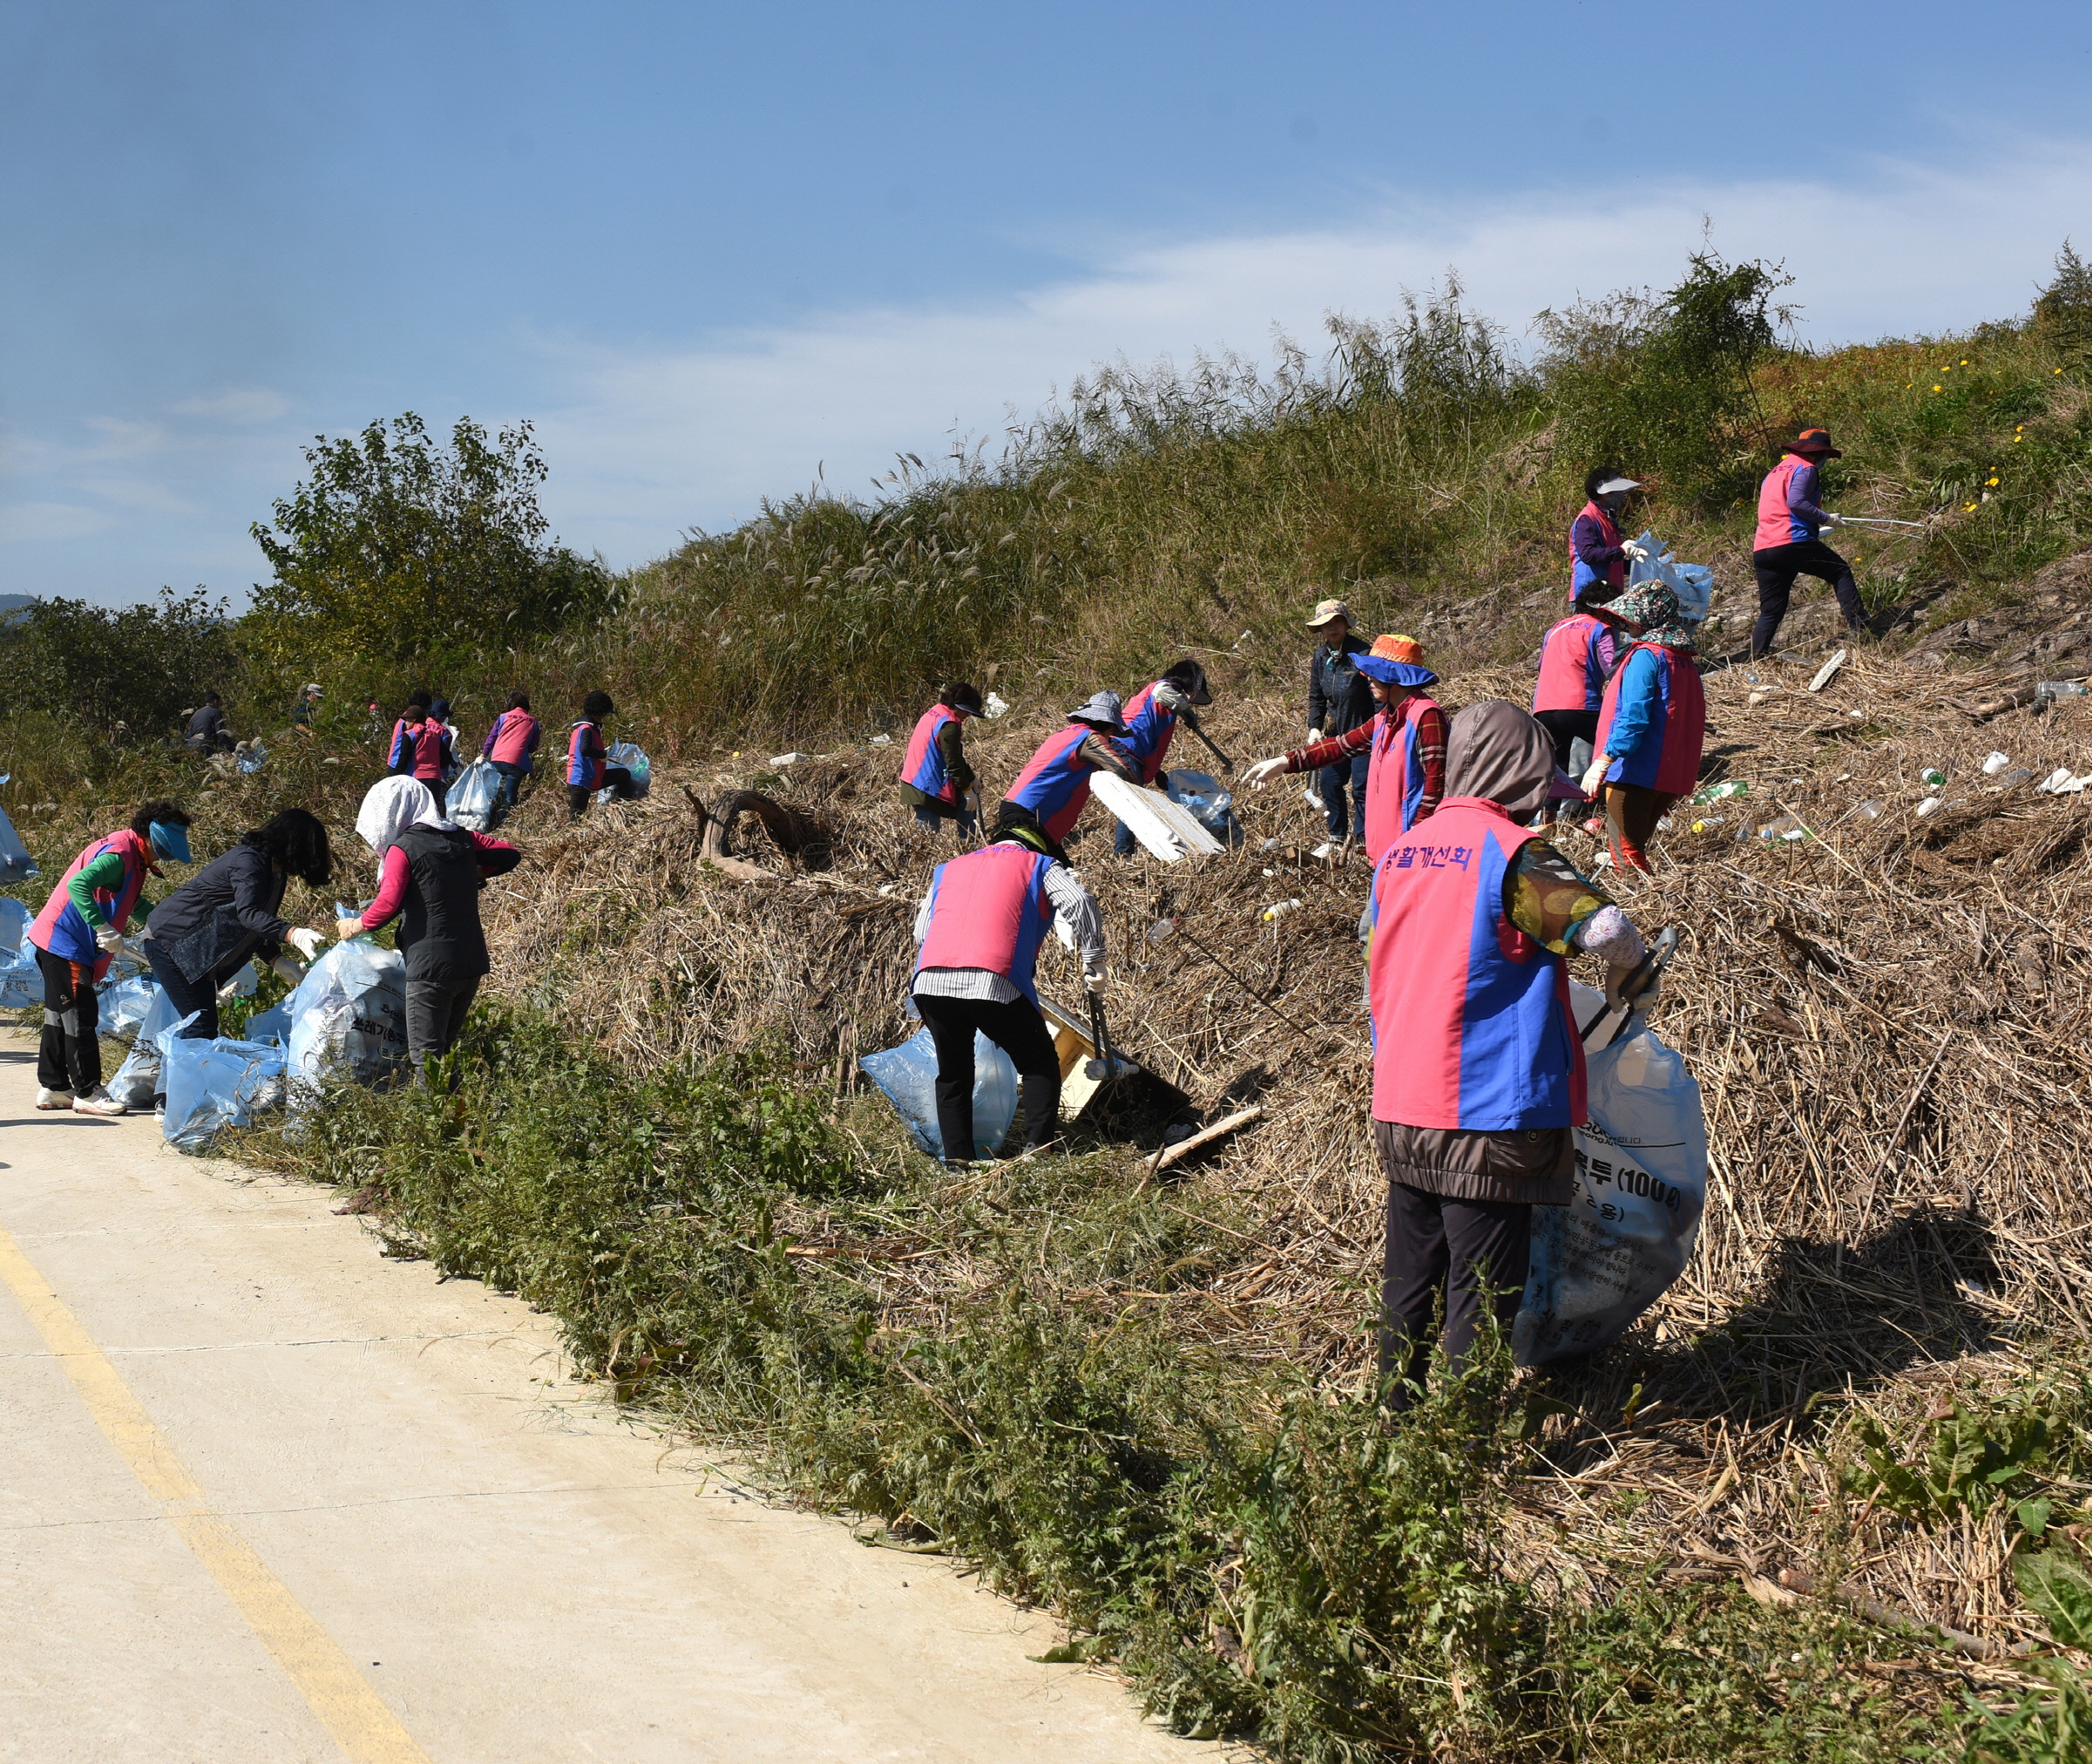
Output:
[1692, 780, 1748, 804]
[1981, 750, 2013, 776]
[1145, 919, 1178, 944]
[1756, 813, 1807, 840]
[1854, 799, 1883, 819]
[2037, 681, 2089, 701]
[1920, 768, 1946, 789]
[1260, 899, 1303, 923]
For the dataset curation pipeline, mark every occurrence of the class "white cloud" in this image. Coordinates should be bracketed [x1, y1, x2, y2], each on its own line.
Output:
[0, 501, 119, 543]
[533, 133, 2092, 565]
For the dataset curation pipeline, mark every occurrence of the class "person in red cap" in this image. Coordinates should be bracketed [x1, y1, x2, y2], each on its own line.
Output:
[1751, 428, 1869, 657]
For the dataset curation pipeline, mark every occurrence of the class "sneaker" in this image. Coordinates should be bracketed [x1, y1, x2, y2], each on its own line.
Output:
[35, 1087, 73, 1110]
[71, 1088, 127, 1117]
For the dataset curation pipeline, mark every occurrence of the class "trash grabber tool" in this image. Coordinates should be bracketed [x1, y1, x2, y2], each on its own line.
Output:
[1582, 926, 1681, 1052]
[1180, 709, 1236, 775]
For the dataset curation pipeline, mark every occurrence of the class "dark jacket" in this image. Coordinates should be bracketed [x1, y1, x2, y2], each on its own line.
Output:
[144, 844, 290, 982]
[387, 826, 515, 980]
[185, 704, 233, 752]
[1307, 634, 1375, 738]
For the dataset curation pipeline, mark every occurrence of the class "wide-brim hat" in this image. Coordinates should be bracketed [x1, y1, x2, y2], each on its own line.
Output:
[1592, 475, 1640, 497]
[1358, 655, 1438, 688]
[1067, 689, 1128, 734]
[1306, 598, 1351, 629]
[1788, 426, 1843, 458]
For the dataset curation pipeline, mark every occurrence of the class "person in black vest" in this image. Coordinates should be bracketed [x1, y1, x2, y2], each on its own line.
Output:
[142, 809, 335, 1052]
[338, 776, 521, 1082]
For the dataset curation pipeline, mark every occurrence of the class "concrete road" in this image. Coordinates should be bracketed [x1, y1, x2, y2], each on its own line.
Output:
[0, 1036, 1205, 1763]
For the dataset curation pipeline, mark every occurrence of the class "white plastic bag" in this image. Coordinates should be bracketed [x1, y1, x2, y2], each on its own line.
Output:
[598, 740, 651, 804]
[1165, 768, 1236, 833]
[0, 802, 37, 879]
[447, 757, 502, 831]
[101, 974, 162, 1039]
[1515, 987, 1708, 1364]
[0, 897, 39, 1008]
[859, 1026, 1018, 1159]
[107, 984, 182, 1109]
[285, 938, 409, 1099]
[1627, 529, 1714, 628]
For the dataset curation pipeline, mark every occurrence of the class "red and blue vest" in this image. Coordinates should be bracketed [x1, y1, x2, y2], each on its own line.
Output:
[1366, 798, 1586, 1131]
[1569, 500, 1627, 601]
[1119, 682, 1178, 785]
[567, 720, 605, 790]
[486, 710, 540, 769]
[30, 828, 154, 974]
[1595, 641, 1706, 795]
[1533, 613, 1614, 715]
[913, 843, 1056, 1007]
[1008, 724, 1107, 842]
[388, 715, 422, 772]
[901, 704, 963, 806]
[1362, 695, 1440, 867]
[1755, 454, 1821, 549]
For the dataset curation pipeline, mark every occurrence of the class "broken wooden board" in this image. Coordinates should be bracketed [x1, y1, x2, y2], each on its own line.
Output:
[1039, 994, 1191, 1126]
[1147, 1106, 1263, 1175]
[1088, 774, 1225, 862]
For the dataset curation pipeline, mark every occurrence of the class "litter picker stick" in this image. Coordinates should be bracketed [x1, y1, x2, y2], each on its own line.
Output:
[1172, 923, 1299, 1033]
[1179, 710, 1236, 775]
[1831, 515, 1929, 531]
[1581, 926, 1681, 1052]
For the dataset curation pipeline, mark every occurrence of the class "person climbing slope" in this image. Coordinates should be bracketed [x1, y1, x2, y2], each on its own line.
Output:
[1365, 701, 1648, 1410]
[1580, 581, 1708, 874]
[1532, 589, 1622, 813]
[481, 690, 542, 815]
[1244, 636, 1446, 865]
[336, 777, 521, 1082]
[910, 804, 1104, 1167]
[1569, 467, 1647, 606]
[1111, 661, 1213, 857]
[1000, 692, 1143, 845]
[900, 682, 984, 838]
[1750, 427, 1870, 657]
[30, 799, 193, 1116]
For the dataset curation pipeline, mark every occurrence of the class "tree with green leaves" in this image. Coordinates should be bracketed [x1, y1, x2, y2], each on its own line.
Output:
[247, 414, 611, 679]
[0, 587, 238, 741]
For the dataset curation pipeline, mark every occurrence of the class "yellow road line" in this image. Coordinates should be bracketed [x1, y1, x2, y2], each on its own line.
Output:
[0, 1222, 431, 1764]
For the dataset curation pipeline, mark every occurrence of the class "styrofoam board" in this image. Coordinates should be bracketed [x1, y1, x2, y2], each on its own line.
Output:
[1089, 774, 1225, 861]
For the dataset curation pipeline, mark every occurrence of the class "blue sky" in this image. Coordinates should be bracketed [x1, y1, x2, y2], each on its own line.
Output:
[3, 0, 2089, 606]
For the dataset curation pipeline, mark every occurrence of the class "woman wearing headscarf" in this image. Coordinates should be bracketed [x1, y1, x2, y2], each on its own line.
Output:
[1364, 702, 1648, 1408]
[1579, 580, 1708, 875]
[30, 799, 193, 1114]
[336, 777, 521, 1080]
[143, 809, 335, 1048]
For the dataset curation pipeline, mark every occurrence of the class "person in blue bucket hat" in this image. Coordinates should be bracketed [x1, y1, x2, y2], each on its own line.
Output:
[1246, 634, 1447, 865]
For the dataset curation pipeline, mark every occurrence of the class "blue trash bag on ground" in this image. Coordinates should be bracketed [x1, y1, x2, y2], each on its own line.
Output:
[0, 897, 38, 1007]
[1515, 983, 1708, 1365]
[0, 801, 37, 880]
[162, 1032, 287, 1151]
[243, 998, 293, 1046]
[1165, 768, 1241, 844]
[447, 757, 501, 831]
[286, 937, 409, 1099]
[101, 974, 162, 1039]
[859, 1026, 1018, 1158]
[597, 740, 652, 804]
[107, 986, 183, 1109]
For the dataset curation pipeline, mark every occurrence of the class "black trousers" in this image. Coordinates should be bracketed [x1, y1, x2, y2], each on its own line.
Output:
[1751, 540, 1867, 656]
[913, 992, 1061, 1161]
[567, 765, 636, 819]
[405, 974, 480, 1082]
[1532, 708, 1598, 775]
[1380, 1181, 1532, 1407]
[36, 947, 102, 1096]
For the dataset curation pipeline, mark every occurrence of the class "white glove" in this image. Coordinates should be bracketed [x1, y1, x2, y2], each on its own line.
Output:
[271, 955, 307, 986]
[1819, 512, 1842, 528]
[1580, 755, 1612, 798]
[93, 924, 126, 953]
[1083, 962, 1105, 994]
[336, 915, 366, 942]
[1152, 682, 1190, 713]
[1620, 540, 1650, 563]
[287, 926, 326, 960]
[1246, 756, 1289, 787]
[961, 786, 981, 813]
[1306, 727, 1323, 744]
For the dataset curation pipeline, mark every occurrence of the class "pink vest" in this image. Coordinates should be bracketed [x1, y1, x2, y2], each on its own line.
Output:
[487, 710, 539, 767]
[1596, 641, 1706, 795]
[901, 705, 961, 805]
[30, 828, 153, 978]
[1362, 695, 1440, 866]
[914, 843, 1056, 1006]
[1755, 456, 1806, 549]
[1367, 799, 1586, 1131]
[1534, 613, 1610, 715]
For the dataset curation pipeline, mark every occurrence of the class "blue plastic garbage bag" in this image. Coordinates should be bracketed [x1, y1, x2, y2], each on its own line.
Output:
[1515, 984, 1708, 1365]
[162, 1032, 287, 1151]
[102, 974, 162, 1040]
[286, 938, 408, 1099]
[237, 740, 267, 775]
[1627, 530, 1714, 628]
[447, 757, 502, 831]
[0, 802, 37, 880]
[107, 985, 182, 1109]
[596, 740, 652, 804]
[0, 897, 38, 1007]
[244, 999, 293, 1046]
[859, 1027, 1018, 1159]
[1165, 768, 1240, 844]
